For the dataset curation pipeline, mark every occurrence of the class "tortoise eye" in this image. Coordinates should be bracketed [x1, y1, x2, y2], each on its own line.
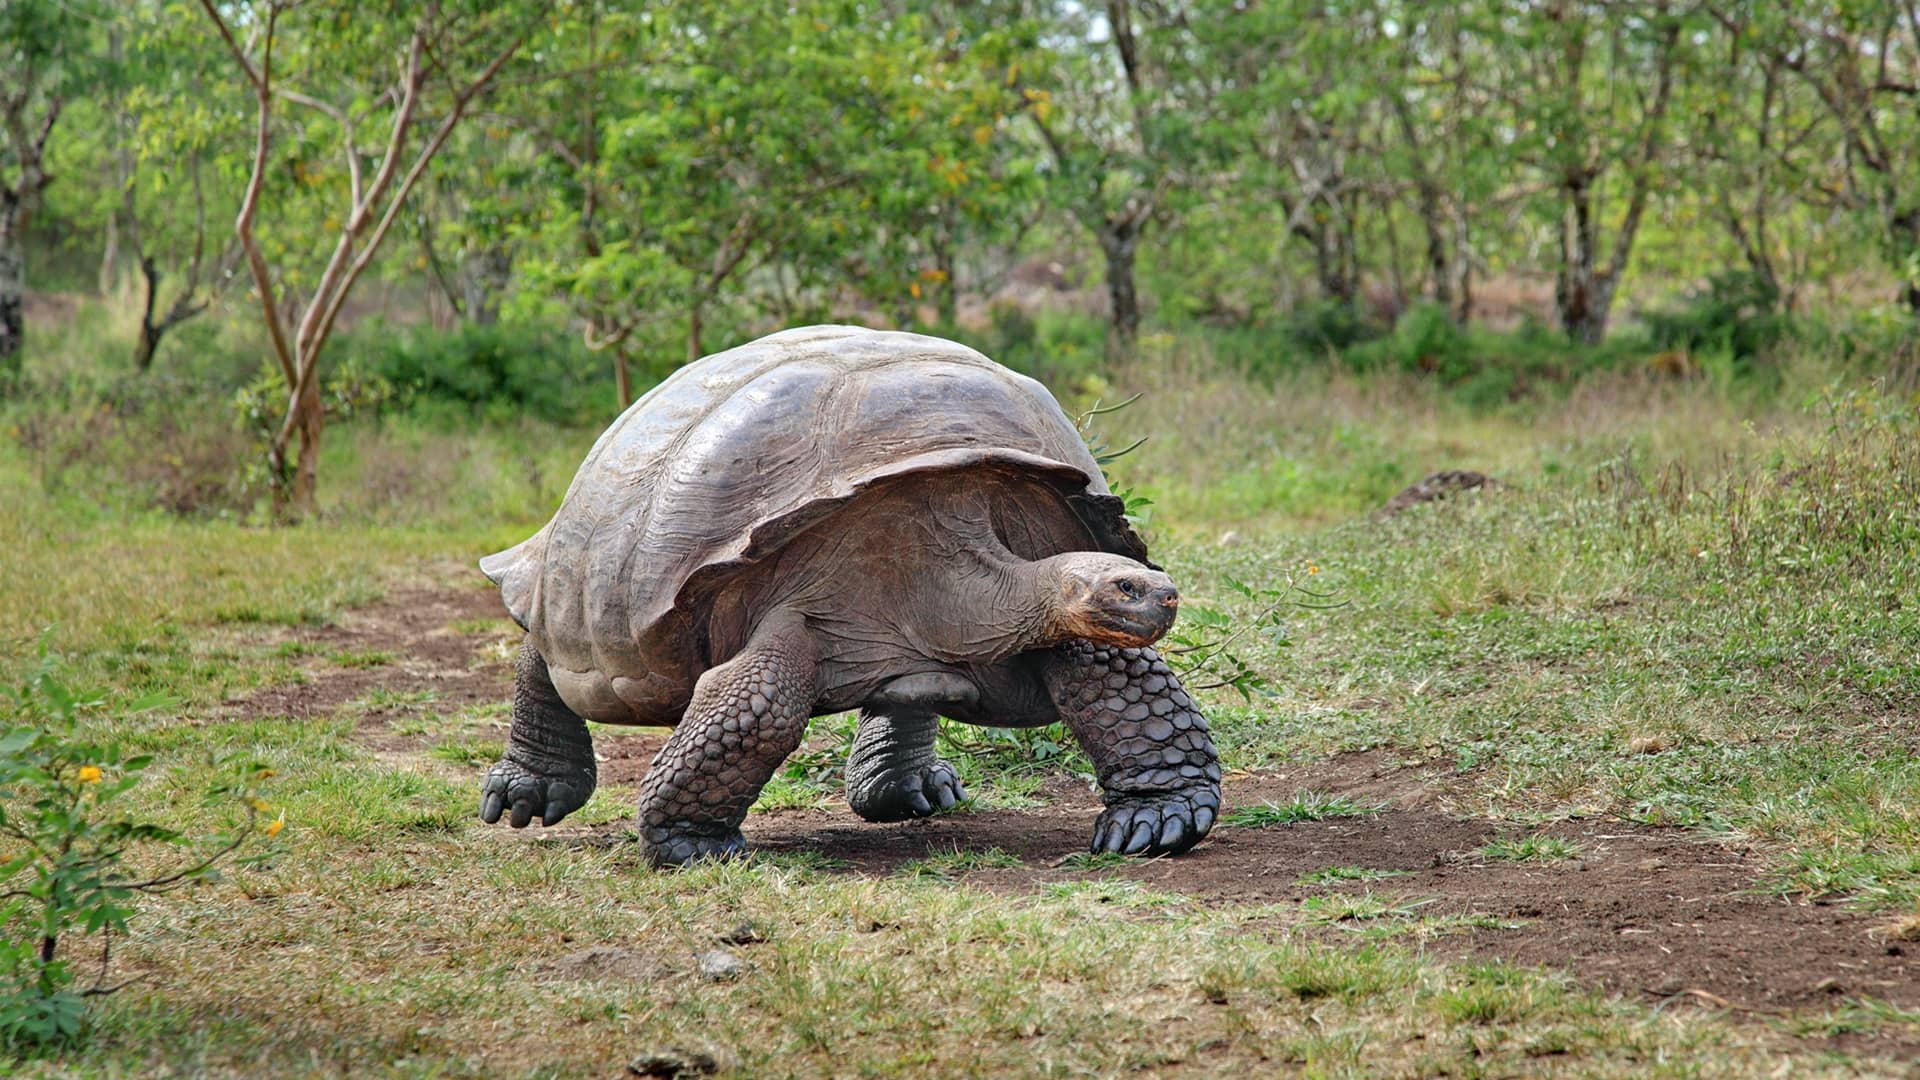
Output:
[1116, 579, 1140, 599]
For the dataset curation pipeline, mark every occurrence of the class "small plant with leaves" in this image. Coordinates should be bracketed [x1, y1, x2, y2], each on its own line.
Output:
[1163, 570, 1344, 700]
[0, 643, 280, 1051]
[1475, 835, 1583, 863]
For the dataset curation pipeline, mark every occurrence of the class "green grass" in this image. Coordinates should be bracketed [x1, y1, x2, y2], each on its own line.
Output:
[6, 348, 1920, 1073]
[329, 648, 397, 669]
[1300, 891, 1436, 926]
[1222, 791, 1381, 828]
[894, 845, 1022, 882]
[425, 737, 505, 768]
[1477, 834, 1585, 863]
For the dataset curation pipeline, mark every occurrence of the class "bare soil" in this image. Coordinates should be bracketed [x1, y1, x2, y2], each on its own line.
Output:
[221, 572, 515, 750]
[229, 580, 1920, 1026]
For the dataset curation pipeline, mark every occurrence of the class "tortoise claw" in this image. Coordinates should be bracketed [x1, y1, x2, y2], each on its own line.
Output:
[642, 824, 747, 868]
[846, 760, 969, 823]
[1089, 787, 1219, 858]
[479, 759, 594, 829]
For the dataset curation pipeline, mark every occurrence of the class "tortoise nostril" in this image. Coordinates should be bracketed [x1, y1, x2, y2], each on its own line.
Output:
[1154, 589, 1180, 609]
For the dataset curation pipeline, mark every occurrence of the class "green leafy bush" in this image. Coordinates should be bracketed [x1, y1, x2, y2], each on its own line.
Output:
[1285, 298, 1385, 355]
[348, 321, 611, 425]
[1643, 271, 1791, 363]
[0, 644, 278, 1051]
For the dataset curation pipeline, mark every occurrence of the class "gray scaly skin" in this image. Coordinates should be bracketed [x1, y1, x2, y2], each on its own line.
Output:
[633, 614, 816, 865]
[479, 641, 597, 829]
[842, 672, 974, 821]
[1045, 642, 1220, 854]
[843, 708, 969, 822]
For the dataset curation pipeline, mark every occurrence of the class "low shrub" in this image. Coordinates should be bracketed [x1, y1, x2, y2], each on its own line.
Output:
[0, 644, 279, 1051]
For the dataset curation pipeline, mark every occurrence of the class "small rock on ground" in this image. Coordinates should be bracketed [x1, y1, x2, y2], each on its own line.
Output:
[696, 948, 749, 981]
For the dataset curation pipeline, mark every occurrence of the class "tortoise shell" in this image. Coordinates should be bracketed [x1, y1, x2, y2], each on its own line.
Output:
[480, 325, 1149, 723]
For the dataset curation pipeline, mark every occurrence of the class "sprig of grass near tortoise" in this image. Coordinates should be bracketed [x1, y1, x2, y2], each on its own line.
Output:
[1222, 791, 1383, 828]
[1475, 835, 1584, 863]
[1163, 569, 1347, 700]
[1300, 891, 1436, 925]
[895, 845, 1023, 882]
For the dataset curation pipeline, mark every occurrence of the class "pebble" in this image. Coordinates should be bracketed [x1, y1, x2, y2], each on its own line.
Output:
[696, 949, 749, 981]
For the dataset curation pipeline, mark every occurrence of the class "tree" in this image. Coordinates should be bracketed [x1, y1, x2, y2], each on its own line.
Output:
[1022, 0, 1196, 345]
[110, 1, 248, 370]
[1494, 0, 1686, 345]
[1707, 1, 1920, 314]
[195, 0, 539, 514]
[508, 1, 1027, 403]
[0, 0, 96, 383]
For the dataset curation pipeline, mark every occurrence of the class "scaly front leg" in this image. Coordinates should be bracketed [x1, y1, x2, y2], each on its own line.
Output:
[635, 613, 816, 867]
[1045, 641, 1221, 855]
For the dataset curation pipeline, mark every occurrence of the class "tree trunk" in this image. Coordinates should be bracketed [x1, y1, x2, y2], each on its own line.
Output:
[1099, 226, 1140, 345]
[1453, 209, 1474, 324]
[1421, 193, 1452, 315]
[462, 243, 510, 326]
[1894, 212, 1920, 316]
[133, 257, 162, 371]
[1554, 174, 1613, 346]
[291, 374, 323, 516]
[613, 348, 632, 410]
[934, 237, 958, 329]
[687, 302, 704, 364]
[0, 208, 24, 383]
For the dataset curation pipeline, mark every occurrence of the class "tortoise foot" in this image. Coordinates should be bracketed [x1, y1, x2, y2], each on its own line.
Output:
[642, 823, 748, 868]
[1091, 786, 1219, 856]
[480, 758, 595, 828]
[847, 760, 969, 823]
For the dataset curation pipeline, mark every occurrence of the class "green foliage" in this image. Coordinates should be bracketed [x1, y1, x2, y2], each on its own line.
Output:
[1476, 835, 1583, 864]
[345, 321, 612, 426]
[1163, 571, 1329, 700]
[1643, 271, 1793, 364]
[0, 642, 276, 1051]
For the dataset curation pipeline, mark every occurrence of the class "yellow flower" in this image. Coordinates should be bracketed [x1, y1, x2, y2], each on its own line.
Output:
[265, 819, 284, 838]
[76, 765, 103, 784]
[1308, 565, 1320, 576]
[250, 797, 272, 814]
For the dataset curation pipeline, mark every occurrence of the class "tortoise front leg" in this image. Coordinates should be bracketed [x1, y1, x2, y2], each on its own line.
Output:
[480, 639, 597, 828]
[635, 613, 816, 867]
[1044, 641, 1221, 856]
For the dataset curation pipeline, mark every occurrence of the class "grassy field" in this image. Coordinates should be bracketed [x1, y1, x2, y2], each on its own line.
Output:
[4, 348, 1920, 1076]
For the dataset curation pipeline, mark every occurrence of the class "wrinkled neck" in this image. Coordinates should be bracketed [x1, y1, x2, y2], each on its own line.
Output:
[914, 530, 1059, 662]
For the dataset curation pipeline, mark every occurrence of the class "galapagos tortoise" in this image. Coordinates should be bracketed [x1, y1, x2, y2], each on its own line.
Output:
[478, 325, 1220, 866]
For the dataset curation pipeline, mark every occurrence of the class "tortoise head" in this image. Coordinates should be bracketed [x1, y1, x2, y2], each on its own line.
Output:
[1041, 553, 1181, 648]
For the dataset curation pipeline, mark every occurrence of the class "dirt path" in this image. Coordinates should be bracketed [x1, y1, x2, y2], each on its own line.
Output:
[231, 577, 1920, 1023]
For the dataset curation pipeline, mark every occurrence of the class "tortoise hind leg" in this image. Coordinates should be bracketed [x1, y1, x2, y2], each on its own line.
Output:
[636, 613, 816, 867]
[844, 708, 968, 821]
[481, 638, 598, 828]
[844, 673, 975, 822]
